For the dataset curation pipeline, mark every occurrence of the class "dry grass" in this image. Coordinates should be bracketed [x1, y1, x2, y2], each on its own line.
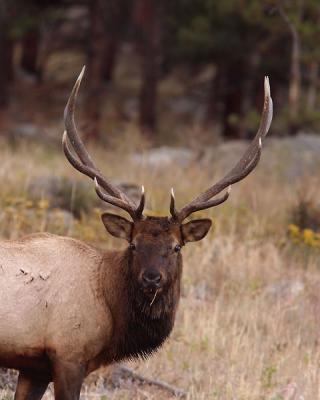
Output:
[0, 136, 320, 400]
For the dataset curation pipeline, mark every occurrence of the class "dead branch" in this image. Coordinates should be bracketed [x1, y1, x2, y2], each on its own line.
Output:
[118, 365, 186, 398]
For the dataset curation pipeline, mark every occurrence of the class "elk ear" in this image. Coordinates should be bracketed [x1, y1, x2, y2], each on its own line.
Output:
[181, 219, 212, 243]
[101, 213, 133, 241]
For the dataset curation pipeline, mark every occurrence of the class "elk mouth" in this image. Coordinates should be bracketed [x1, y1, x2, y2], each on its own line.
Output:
[142, 286, 163, 297]
[141, 285, 164, 307]
[134, 283, 173, 318]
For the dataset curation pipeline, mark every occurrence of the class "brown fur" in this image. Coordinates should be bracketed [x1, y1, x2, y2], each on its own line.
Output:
[0, 215, 211, 399]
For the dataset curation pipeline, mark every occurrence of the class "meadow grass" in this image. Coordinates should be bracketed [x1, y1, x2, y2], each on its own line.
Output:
[0, 136, 320, 400]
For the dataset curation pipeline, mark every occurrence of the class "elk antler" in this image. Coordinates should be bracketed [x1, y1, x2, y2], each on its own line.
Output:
[171, 76, 273, 222]
[63, 66, 145, 220]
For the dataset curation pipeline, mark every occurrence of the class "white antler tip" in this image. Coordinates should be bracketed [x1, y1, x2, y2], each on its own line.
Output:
[171, 188, 175, 198]
[76, 66, 86, 86]
[62, 130, 67, 142]
[79, 65, 86, 78]
[259, 137, 262, 148]
[94, 177, 99, 187]
[227, 185, 232, 194]
[141, 185, 145, 194]
[264, 76, 270, 98]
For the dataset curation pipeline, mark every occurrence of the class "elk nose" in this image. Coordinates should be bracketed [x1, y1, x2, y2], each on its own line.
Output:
[142, 270, 162, 285]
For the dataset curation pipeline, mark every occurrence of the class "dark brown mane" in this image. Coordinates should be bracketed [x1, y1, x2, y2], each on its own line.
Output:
[113, 244, 182, 362]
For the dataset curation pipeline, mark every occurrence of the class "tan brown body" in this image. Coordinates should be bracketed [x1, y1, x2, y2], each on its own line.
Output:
[0, 233, 110, 373]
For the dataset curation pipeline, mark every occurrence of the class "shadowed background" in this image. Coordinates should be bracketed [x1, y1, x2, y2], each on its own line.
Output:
[0, 0, 320, 399]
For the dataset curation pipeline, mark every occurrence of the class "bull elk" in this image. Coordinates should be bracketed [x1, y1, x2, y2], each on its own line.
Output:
[0, 68, 272, 400]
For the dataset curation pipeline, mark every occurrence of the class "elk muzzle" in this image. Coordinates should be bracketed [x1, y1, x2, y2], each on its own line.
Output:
[140, 269, 163, 291]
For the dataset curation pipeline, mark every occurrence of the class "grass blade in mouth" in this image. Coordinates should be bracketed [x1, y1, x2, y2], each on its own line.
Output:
[150, 289, 159, 306]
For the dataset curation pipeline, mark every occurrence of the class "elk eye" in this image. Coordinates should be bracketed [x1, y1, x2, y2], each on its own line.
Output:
[174, 244, 181, 252]
[130, 243, 136, 250]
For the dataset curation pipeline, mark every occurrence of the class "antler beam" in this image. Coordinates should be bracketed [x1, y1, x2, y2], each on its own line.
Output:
[63, 67, 145, 221]
[171, 76, 273, 222]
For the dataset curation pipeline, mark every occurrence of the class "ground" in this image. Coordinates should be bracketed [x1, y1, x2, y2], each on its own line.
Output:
[0, 130, 320, 399]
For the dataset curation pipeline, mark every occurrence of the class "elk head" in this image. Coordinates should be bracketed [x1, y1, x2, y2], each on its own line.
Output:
[63, 67, 273, 309]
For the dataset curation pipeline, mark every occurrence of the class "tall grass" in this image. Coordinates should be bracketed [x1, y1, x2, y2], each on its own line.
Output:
[1, 137, 320, 399]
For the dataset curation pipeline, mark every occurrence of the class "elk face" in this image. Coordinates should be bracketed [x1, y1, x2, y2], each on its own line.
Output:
[101, 214, 211, 300]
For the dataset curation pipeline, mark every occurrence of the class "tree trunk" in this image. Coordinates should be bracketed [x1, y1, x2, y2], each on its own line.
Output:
[139, 44, 158, 136]
[278, 4, 302, 122]
[102, 35, 120, 82]
[222, 86, 243, 139]
[20, 28, 41, 80]
[238, 52, 260, 139]
[288, 26, 301, 117]
[101, 0, 133, 82]
[0, 24, 13, 108]
[306, 61, 318, 111]
[206, 60, 250, 139]
[134, 0, 164, 136]
[85, 0, 107, 141]
[205, 67, 221, 126]
[221, 64, 244, 139]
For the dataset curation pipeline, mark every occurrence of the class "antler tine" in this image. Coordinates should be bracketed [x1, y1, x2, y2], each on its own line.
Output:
[173, 77, 273, 222]
[178, 186, 232, 219]
[94, 178, 139, 220]
[63, 68, 145, 219]
[64, 66, 95, 168]
[64, 67, 127, 200]
[135, 186, 145, 219]
[62, 131, 120, 191]
[170, 188, 178, 220]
